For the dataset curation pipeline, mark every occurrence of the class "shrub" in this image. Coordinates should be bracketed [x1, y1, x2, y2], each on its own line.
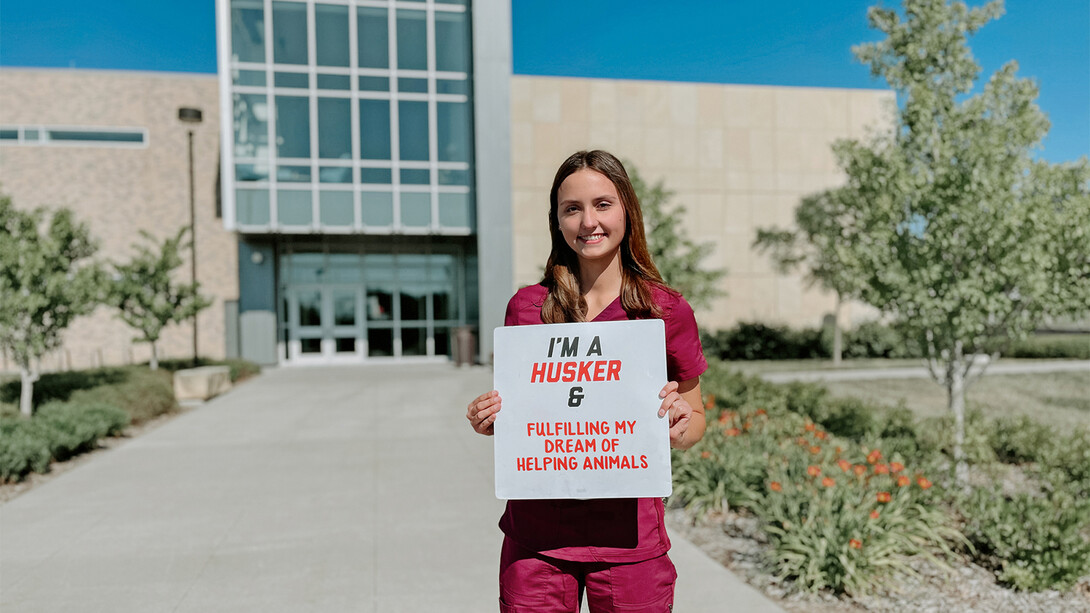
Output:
[0, 401, 128, 481]
[1003, 334, 1090, 359]
[701, 323, 827, 361]
[34, 401, 129, 461]
[156, 357, 262, 382]
[0, 417, 52, 482]
[988, 416, 1055, 464]
[959, 488, 1090, 591]
[0, 367, 129, 406]
[68, 368, 176, 425]
[761, 441, 961, 596]
[843, 321, 923, 359]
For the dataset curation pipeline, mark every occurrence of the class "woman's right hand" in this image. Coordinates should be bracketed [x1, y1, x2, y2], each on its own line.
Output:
[467, 390, 501, 436]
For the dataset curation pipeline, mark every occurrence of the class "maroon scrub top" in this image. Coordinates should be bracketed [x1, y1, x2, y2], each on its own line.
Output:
[498, 282, 708, 563]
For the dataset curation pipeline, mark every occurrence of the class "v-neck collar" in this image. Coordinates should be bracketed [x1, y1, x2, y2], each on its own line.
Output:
[589, 296, 624, 322]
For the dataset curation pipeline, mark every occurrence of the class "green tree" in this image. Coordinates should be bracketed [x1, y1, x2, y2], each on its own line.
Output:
[629, 164, 726, 309]
[0, 194, 105, 417]
[803, 0, 1090, 486]
[108, 228, 211, 370]
[754, 190, 868, 365]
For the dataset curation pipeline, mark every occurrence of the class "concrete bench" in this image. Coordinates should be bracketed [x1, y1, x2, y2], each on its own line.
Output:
[174, 366, 232, 402]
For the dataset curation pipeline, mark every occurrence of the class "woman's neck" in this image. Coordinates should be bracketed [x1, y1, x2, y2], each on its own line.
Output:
[578, 252, 623, 318]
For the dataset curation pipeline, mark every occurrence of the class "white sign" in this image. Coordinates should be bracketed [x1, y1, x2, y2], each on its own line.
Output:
[493, 319, 671, 500]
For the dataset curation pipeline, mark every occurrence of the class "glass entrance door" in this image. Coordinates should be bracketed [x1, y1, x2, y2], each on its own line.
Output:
[286, 285, 364, 363]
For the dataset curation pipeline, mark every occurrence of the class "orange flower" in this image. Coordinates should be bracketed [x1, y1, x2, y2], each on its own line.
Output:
[769, 481, 783, 492]
[796, 437, 808, 446]
[850, 539, 863, 550]
[809, 445, 822, 455]
[870, 510, 880, 519]
[867, 449, 882, 464]
[890, 462, 904, 473]
[822, 477, 835, 487]
[755, 408, 767, 416]
[704, 394, 716, 410]
[725, 427, 741, 437]
[897, 475, 911, 487]
[743, 420, 753, 431]
[701, 450, 712, 459]
[837, 459, 851, 472]
[805, 422, 816, 432]
[876, 492, 892, 503]
[717, 412, 730, 424]
[917, 477, 933, 490]
[853, 464, 867, 476]
[835, 446, 843, 455]
[815, 430, 827, 440]
[807, 465, 821, 477]
[874, 463, 889, 475]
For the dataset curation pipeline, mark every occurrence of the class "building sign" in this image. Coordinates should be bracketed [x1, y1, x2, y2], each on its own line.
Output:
[493, 320, 671, 500]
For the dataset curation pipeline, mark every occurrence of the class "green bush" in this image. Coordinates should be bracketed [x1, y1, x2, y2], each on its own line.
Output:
[0, 401, 128, 481]
[0, 417, 52, 482]
[701, 323, 827, 361]
[0, 368, 129, 406]
[156, 357, 262, 382]
[843, 321, 923, 359]
[988, 416, 1055, 464]
[960, 488, 1090, 591]
[34, 401, 129, 461]
[1004, 334, 1090, 359]
[68, 368, 176, 425]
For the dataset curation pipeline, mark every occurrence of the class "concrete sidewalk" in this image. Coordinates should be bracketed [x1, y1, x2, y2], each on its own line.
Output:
[1, 365, 782, 612]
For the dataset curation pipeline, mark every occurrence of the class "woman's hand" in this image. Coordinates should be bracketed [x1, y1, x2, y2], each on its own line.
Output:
[658, 381, 692, 448]
[467, 390, 501, 436]
[659, 379, 705, 449]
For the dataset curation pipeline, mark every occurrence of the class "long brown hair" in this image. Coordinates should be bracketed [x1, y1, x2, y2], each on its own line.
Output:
[541, 150, 667, 323]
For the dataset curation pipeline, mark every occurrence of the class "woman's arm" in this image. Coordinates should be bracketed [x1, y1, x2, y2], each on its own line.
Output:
[658, 377, 705, 450]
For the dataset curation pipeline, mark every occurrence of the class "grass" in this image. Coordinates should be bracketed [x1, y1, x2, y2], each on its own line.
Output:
[822, 371, 1090, 430]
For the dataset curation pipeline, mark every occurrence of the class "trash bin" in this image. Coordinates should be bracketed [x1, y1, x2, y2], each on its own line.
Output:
[454, 326, 476, 366]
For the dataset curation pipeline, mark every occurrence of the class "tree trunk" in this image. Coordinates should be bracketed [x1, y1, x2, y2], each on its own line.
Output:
[19, 365, 39, 418]
[150, 342, 159, 371]
[832, 295, 843, 366]
[947, 343, 969, 488]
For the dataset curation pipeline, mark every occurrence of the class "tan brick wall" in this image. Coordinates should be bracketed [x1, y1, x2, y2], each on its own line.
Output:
[0, 69, 237, 371]
[510, 75, 893, 331]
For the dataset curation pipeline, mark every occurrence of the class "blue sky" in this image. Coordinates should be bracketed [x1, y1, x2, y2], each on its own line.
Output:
[2, 0, 1086, 163]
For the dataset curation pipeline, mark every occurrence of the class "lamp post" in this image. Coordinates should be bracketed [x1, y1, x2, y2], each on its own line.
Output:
[178, 107, 203, 367]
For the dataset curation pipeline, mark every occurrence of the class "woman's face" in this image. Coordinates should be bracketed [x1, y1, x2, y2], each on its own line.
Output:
[556, 168, 627, 266]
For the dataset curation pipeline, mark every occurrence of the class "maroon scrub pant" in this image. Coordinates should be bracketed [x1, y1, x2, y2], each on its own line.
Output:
[498, 537, 676, 612]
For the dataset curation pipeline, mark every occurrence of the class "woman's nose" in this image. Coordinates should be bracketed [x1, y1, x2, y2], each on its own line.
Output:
[580, 209, 598, 228]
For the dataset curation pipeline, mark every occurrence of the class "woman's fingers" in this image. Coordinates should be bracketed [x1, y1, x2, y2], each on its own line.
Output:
[467, 390, 501, 435]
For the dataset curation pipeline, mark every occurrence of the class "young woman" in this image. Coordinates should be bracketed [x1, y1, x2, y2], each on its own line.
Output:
[466, 150, 707, 612]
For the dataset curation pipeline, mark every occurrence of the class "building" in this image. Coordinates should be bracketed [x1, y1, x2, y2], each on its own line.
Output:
[217, 0, 512, 365]
[1, 1, 894, 371]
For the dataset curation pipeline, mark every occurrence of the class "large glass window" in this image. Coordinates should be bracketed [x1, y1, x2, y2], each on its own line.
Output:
[357, 7, 389, 69]
[320, 191, 354, 227]
[361, 191, 394, 226]
[278, 189, 313, 225]
[438, 192, 472, 228]
[400, 192, 432, 227]
[231, 0, 265, 63]
[398, 100, 429, 161]
[434, 11, 469, 72]
[236, 189, 271, 225]
[359, 99, 391, 160]
[315, 4, 350, 67]
[397, 10, 427, 70]
[233, 93, 270, 159]
[437, 101, 470, 162]
[276, 96, 310, 158]
[318, 98, 351, 160]
[272, 2, 308, 65]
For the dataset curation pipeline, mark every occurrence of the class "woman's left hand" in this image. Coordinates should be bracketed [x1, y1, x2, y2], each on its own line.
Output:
[658, 380, 693, 449]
